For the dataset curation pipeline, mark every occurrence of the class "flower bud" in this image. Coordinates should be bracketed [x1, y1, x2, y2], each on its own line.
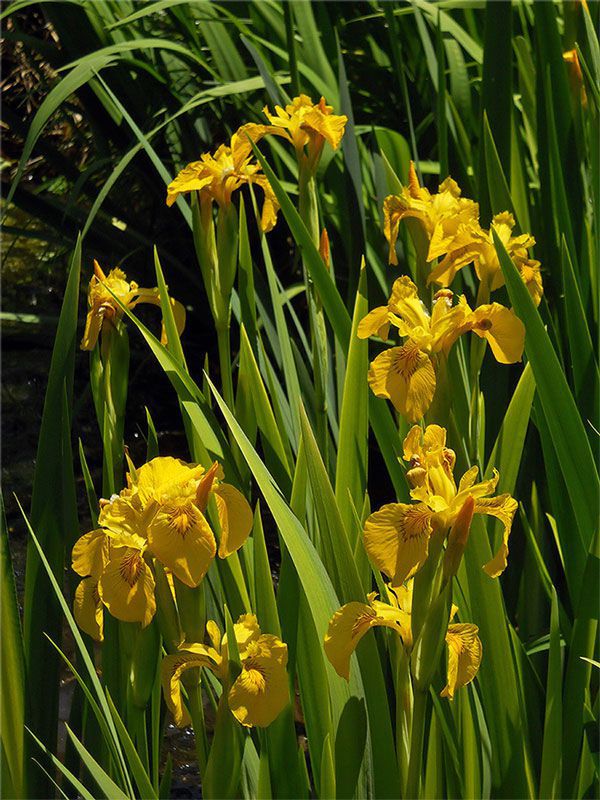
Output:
[319, 228, 330, 270]
[443, 495, 475, 581]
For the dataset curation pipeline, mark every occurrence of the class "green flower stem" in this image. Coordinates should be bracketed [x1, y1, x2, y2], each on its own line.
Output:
[299, 169, 329, 461]
[468, 276, 491, 464]
[187, 681, 209, 778]
[395, 644, 412, 790]
[216, 322, 235, 411]
[405, 688, 428, 799]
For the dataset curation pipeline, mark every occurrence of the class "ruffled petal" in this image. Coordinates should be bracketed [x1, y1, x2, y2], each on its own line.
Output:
[166, 164, 214, 207]
[135, 456, 204, 506]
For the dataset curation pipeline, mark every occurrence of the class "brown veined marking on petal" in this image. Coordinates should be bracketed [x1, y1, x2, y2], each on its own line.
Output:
[166, 502, 196, 538]
[240, 659, 267, 693]
[119, 551, 143, 587]
[393, 341, 423, 380]
[351, 607, 377, 638]
[398, 505, 431, 543]
[473, 317, 492, 331]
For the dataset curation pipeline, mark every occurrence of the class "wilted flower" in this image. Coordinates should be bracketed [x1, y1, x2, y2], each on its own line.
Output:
[80, 261, 186, 351]
[162, 614, 289, 728]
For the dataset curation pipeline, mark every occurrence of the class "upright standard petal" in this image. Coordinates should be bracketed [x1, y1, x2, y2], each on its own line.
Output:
[98, 546, 156, 627]
[228, 636, 289, 727]
[146, 501, 216, 587]
[440, 623, 482, 699]
[363, 502, 432, 586]
[213, 483, 253, 558]
[367, 343, 436, 422]
[135, 456, 204, 507]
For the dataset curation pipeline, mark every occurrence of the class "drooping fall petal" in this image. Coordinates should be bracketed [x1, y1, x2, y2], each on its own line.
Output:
[363, 502, 433, 586]
[228, 636, 289, 727]
[324, 597, 410, 680]
[98, 546, 156, 627]
[213, 483, 253, 558]
[441, 623, 482, 699]
[367, 344, 436, 422]
[476, 494, 518, 577]
[146, 502, 216, 587]
[161, 647, 219, 727]
[469, 303, 525, 364]
[73, 578, 104, 642]
[72, 529, 109, 578]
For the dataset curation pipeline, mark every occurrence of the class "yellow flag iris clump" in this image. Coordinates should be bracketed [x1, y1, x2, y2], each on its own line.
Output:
[71, 457, 252, 638]
[161, 614, 289, 728]
[383, 162, 544, 306]
[80, 260, 186, 351]
[364, 424, 517, 586]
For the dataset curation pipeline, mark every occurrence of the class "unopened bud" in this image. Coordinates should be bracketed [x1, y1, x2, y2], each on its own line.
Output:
[443, 495, 475, 580]
[319, 228, 330, 270]
[195, 461, 220, 511]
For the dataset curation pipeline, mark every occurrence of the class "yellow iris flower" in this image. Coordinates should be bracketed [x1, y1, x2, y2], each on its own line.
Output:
[161, 614, 289, 728]
[324, 582, 482, 700]
[383, 162, 479, 267]
[71, 457, 253, 636]
[80, 260, 186, 351]
[257, 95, 347, 163]
[359, 276, 525, 422]
[428, 212, 543, 306]
[363, 425, 517, 586]
[166, 128, 279, 231]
